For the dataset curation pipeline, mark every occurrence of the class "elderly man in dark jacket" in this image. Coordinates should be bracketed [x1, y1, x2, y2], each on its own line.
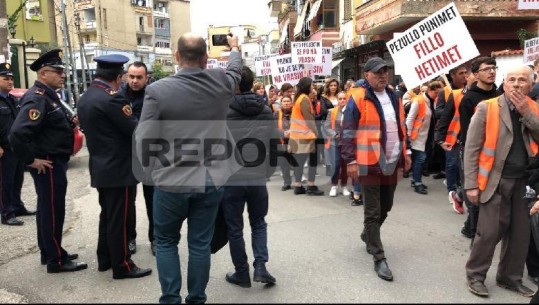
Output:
[222, 66, 279, 288]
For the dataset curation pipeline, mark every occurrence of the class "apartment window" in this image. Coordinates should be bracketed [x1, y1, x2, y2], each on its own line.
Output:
[137, 37, 142, 45]
[155, 19, 165, 29]
[343, 0, 352, 21]
[155, 41, 170, 48]
[85, 35, 90, 43]
[102, 8, 107, 30]
[323, 0, 337, 28]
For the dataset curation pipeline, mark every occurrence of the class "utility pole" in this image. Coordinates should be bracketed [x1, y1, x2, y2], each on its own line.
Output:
[0, 0, 8, 62]
[74, 12, 87, 92]
[61, 0, 80, 104]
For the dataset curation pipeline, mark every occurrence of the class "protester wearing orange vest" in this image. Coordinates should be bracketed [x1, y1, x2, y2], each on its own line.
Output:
[463, 65, 539, 298]
[288, 77, 324, 196]
[342, 57, 411, 281]
[405, 81, 443, 195]
[435, 70, 475, 215]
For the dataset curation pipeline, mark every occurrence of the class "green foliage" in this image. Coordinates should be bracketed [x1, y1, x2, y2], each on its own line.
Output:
[7, 0, 27, 34]
[151, 62, 170, 80]
[516, 28, 537, 49]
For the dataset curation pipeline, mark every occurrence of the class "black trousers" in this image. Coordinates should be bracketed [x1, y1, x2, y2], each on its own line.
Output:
[526, 225, 539, 277]
[97, 186, 136, 274]
[459, 146, 479, 235]
[359, 171, 398, 262]
[29, 155, 70, 267]
[0, 149, 26, 219]
[129, 184, 154, 243]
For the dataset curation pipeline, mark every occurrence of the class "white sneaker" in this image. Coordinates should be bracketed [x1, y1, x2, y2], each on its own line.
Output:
[342, 187, 351, 197]
[329, 186, 338, 197]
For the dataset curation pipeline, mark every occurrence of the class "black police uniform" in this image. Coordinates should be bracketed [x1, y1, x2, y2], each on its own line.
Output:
[0, 63, 33, 226]
[9, 49, 87, 273]
[77, 54, 151, 279]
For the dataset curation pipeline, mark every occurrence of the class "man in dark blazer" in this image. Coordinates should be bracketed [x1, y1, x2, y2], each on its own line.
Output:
[134, 33, 242, 303]
[77, 54, 152, 280]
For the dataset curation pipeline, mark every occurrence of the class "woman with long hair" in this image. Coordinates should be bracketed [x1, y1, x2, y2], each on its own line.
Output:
[322, 78, 340, 108]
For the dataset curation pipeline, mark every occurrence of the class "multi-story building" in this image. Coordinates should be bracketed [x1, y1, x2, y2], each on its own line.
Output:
[7, 0, 58, 44]
[60, 0, 190, 77]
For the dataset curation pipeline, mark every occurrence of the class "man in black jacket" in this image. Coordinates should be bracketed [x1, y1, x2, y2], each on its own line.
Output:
[77, 54, 151, 279]
[458, 56, 501, 239]
[0, 63, 35, 226]
[222, 66, 278, 288]
[119, 61, 153, 255]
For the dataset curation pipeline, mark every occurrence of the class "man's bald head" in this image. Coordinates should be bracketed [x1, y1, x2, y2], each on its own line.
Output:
[176, 33, 207, 67]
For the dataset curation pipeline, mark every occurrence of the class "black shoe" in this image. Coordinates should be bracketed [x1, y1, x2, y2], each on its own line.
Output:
[374, 259, 393, 281]
[41, 253, 79, 265]
[461, 227, 475, 239]
[1, 217, 24, 226]
[496, 280, 535, 297]
[128, 240, 137, 254]
[351, 197, 363, 206]
[151, 241, 156, 256]
[225, 271, 251, 288]
[422, 170, 430, 177]
[414, 184, 428, 195]
[410, 181, 428, 189]
[306, 185, 324, 196]
[281, 185, 291, 191]
[47, 260, 88, 273]
[294, 186, 306, 195]
[98, 263, 111, 272]
[15, 209, 37, 217]
[113, 266, 152, 279]
[253, 264, 276, 284]
[467, 277, 489, 297]
[402, 171, 410, 178]
[432, 172, 446, 179]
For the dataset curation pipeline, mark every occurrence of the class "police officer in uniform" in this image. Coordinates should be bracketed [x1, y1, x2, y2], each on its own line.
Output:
[9, 49, 87, 273]
[0, 63, 36, 226]
[77, 54, 152, 279]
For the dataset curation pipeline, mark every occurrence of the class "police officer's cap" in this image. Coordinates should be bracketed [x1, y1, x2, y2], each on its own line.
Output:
[0, 63, 13, 77]
[94, 54, 129, 70]
[30, 48, 65, 72]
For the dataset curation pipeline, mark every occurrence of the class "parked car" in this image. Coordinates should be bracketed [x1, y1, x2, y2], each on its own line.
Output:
[10, 88, 84, 156]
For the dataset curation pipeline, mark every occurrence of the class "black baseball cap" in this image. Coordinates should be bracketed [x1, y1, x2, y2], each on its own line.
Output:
[364, 57, 388, 73]
[30, 48, 65, 72]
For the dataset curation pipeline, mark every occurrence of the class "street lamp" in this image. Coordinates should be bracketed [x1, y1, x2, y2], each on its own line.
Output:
[29, 36, 36, 48]
[9, 26, 16, 39]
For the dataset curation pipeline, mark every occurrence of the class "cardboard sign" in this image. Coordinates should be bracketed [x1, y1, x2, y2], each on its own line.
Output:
[386, 2, 479, 89]
[270, 54, 310, 88]
[312, 48, 332, 76]
[217, 61, 227, 70]
[291, 41, 323, 65]
[518, 0, 539, 9]
[254, 54, 277, 76]
[206, 59, 218, 69]
[524, 37, 539, 64]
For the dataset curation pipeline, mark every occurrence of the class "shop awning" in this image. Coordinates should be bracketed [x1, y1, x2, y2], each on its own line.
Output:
[293, 2, 309, 36]
[332, 58, 345, 69]
[279, 19, 290, 44]
[306, 0, 322, 22]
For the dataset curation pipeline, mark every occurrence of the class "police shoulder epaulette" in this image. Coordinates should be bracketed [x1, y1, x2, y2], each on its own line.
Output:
[105, 88, 117, 96]
[35, 88, 45, 95]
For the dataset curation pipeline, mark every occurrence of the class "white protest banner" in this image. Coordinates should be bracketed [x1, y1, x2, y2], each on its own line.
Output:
[386, 2, 479, 89]
[524, 37, 539, 64]
[206, 59, 218, 69]
[392, 32, 403, 75]
[291, 41, 323, 65]
[254, 54, 277, 76]
[312, 47, 332, 76]
[270, 54, 310, 88]
[217, 61, 228, 70]
[518, 0, 539, 9]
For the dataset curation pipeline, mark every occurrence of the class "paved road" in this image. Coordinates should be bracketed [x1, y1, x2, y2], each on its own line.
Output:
[0, 148, 535, 303]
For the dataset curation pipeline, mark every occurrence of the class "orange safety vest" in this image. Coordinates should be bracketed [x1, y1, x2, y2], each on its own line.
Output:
[325, 107, 339, 149]
[314, 100, 321, 116]
[289, 94, 317, 140]
[277, 110, 285, 144]
[409, 94, 428, 141]
[348, 87, 407, 165]
[407, 89, 416, 101]
[443, 86, 452, 102]
[477, 97, 539, 191]
[444, 89, 465, 146]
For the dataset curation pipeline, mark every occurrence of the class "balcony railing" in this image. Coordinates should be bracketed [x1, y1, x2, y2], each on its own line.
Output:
[136, 25, 153, 36]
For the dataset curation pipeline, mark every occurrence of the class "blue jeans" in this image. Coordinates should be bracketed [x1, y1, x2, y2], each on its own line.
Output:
[412, 149, 427, 185]
[222, 182, 269, 274]
[153, 182, 223, 304]
[445, 147, 460, 192]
